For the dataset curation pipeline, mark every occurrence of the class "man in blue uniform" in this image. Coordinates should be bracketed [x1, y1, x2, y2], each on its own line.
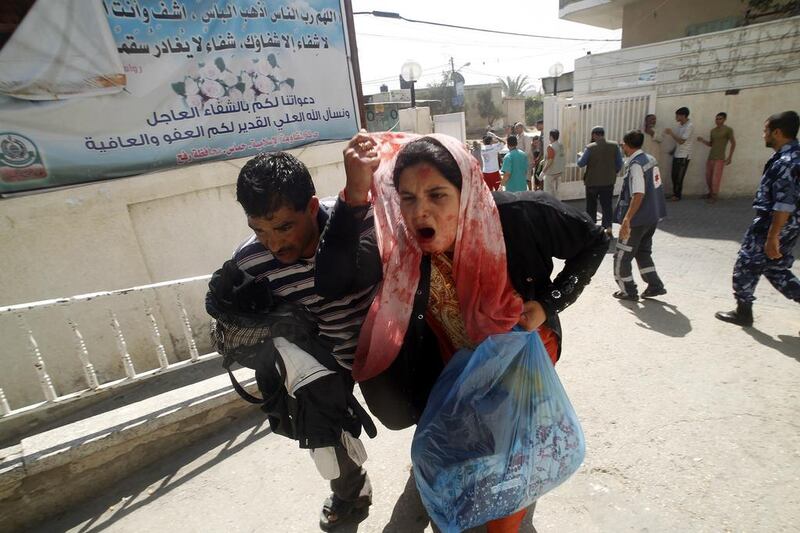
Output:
[716, 110, 800, 326]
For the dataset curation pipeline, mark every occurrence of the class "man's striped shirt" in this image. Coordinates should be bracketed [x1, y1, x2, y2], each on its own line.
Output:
[233, 201, 376, 369]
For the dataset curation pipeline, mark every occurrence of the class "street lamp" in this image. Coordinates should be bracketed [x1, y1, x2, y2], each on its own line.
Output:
[549, 62, 564, 96]
[401, 61, 422, 108]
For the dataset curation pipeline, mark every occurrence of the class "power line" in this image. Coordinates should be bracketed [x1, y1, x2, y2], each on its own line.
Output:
[353, 11, 621, 42]
[357, 31, 580, 50]
[361, 63, 450, 84]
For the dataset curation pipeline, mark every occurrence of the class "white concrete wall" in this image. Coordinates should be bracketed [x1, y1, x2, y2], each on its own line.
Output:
[574, 16, 800, 98]
[651, 86, 798, 198]
[398, 106, 433, 134]
[570, 17, 800, 198]
[433, 112, 467, 144]
[0, 141, 348, 408]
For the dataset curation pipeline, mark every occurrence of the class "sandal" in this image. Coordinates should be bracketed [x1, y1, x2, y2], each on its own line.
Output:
[319, 494, 371, 531]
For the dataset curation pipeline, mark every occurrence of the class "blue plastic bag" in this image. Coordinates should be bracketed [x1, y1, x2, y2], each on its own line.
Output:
[411, 330, 585, 532]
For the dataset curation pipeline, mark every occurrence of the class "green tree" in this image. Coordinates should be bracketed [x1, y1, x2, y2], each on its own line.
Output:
[498, 75, 531, 97]
[525, 94, 543, 126]
[477, 89, 503, 129]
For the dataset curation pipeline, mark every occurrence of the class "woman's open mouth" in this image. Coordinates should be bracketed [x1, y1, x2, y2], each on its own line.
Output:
[417, 227, 435, 242]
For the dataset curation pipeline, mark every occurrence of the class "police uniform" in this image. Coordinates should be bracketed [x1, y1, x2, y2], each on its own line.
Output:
[731, 140, 800, 305]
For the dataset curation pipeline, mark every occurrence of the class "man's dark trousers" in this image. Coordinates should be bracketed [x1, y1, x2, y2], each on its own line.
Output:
[732, 216, 800, 304]
[586, 185, 614, 229]
[614, 223, 665, 296]
[671, 157, 690, 199]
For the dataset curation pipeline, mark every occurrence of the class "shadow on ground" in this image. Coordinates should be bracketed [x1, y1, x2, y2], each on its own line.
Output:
[31, 409, 268, 533]
[383, 471, 538, 533]
[743, 327, 800, 363]
[620, 298, 693, 338]
[655, 197, 755, 243]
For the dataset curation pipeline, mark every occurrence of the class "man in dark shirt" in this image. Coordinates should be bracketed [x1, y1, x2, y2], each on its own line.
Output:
[716, 110, 800, 326]
[577, 126, 623, 237]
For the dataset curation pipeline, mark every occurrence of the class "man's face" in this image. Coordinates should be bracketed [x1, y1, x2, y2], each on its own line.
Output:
[676, 113, 688, 125]
[622, 142, 635, 157]
[514, 124, 523, 135]
[247, 197, 320, 264]
[715, 115, 726, 127]
[591, 132, 599, 142]
[645, 115, 656, 128]
[763, 121, 780, 150]
[536, 121, 543, 131]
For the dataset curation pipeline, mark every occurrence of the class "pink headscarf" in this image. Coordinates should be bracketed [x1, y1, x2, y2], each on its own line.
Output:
[352, 132, 523, 381]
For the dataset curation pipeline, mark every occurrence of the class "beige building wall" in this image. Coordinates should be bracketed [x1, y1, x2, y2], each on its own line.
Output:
[0, 141, 348, 408]
[652, 84, 799, 198]
[621, 0, 745, 47]
[503, 97, 526, 129]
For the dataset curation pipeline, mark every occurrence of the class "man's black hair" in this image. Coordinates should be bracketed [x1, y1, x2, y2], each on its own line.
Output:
[482, 134, 493, 144]
[623, 129, 645, 149]
[550, 129, 560, 141]
[236, 152, 315, 217]
[507, 134, 518, 147]
[591, 126, 605, 136]
[766, 110, 799, 139]
[716, 112, 727, 119]
[676, 107, 690, 117]
[393, 137, 462, 191]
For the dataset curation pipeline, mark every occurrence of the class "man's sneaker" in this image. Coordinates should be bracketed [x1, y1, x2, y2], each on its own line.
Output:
[642, 286, 667, 298]
[714, 302, 753, 327]
[612, 290, 639, 301]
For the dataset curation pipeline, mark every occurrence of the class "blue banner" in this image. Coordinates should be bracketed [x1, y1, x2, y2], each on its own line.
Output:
[0, 0, 358, 194]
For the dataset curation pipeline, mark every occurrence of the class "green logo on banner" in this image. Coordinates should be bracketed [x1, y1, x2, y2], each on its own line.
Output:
[0, 133, 48, 183]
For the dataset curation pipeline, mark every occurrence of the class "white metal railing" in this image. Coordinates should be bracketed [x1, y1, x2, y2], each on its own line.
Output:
[0, 275, 217, 421]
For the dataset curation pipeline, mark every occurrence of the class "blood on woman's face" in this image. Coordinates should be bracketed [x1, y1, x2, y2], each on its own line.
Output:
[397, 163, 461, 254]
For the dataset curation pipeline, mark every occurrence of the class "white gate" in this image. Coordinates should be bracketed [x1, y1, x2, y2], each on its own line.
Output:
[543, 92, 656, 200]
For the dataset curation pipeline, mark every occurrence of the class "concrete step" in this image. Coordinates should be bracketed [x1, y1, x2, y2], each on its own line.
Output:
[0, 366, 258, 532]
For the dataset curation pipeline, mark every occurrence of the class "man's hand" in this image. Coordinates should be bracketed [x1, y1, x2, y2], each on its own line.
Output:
[765, 237, 782, 260]
[518, 300, 547, 331]
[725, 157, 732, 166]
[619, 219, 631, 242]
[343, 130, 379, 205]
[664, 128, 673, 135]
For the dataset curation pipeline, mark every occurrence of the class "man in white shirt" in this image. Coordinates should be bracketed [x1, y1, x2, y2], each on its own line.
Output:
[663, 106, 694, 201]
[612, 130, 667, 300]
[480, 133, 504, 190]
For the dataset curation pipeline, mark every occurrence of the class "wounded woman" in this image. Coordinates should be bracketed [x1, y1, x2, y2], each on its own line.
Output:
[315, 132, 608, 532]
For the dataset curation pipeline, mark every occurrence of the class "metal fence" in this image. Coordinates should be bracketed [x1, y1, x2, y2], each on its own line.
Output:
[548, 91, 655, 192]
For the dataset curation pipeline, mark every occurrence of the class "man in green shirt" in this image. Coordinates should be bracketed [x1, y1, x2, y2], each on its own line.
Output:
[697, 112, 736, 203]
[501, 134, 529, 192]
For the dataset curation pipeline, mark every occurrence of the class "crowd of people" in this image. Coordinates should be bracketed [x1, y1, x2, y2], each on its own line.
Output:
[207, 108, 798, 532]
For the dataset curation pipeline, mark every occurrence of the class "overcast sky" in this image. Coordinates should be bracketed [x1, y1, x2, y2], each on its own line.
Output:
[350, 0, 622, 95]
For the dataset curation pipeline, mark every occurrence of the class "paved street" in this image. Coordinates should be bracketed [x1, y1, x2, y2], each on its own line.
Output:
[35, 197, 799, 533]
